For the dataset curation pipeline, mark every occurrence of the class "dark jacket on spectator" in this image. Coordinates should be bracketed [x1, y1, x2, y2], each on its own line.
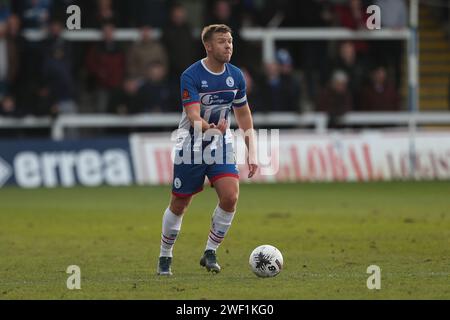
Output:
[42, 34, 74, 103]
[359, 82, 400, 111]
[316, 86, 353, 127]
[260, 74, 301, 112]
[161, 22, 198, 79]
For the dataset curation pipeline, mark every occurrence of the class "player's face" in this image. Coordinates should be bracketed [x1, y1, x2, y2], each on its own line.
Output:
[209, 32, 233, 63]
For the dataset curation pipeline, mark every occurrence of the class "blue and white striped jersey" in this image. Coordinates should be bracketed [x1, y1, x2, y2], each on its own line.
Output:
[178, 59, 247, 134]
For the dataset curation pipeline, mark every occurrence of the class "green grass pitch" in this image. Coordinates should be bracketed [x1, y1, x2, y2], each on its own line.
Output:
[0, 182, 449, 299]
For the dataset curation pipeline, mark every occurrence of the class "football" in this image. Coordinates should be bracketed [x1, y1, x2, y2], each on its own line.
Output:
[249, 245, 283, 278]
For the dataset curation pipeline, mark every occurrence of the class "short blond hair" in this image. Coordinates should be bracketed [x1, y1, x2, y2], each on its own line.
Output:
[201, 24, 232, 44]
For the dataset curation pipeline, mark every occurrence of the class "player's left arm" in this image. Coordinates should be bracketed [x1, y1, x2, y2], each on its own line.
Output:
[234, 103, 258, 178]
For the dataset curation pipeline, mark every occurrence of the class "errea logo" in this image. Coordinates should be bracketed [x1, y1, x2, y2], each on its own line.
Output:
[0, 157, 12, 187]
[201, 80, 208, 88]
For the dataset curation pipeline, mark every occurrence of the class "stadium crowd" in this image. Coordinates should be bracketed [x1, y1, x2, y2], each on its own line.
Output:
[0, 0, 421, 124]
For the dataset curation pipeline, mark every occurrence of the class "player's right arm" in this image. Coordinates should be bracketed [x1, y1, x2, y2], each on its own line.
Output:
[181, 73, 227, 133]
[184, 104, 228, 133]
[184, 103, 213, 132]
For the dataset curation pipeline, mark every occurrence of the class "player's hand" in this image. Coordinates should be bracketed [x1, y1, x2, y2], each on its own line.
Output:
[248, 163, 258, 179]
[216, 119, 228, 134]
[209, 119, 228, 135]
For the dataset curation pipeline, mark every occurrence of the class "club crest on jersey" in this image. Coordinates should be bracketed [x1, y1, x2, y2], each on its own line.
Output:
[174, 177, 182, 189]
[226, 76, 234, 87]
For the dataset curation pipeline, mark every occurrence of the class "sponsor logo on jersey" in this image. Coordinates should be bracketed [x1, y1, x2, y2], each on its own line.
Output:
[201, 80, 209, 88]
[200, 91, 235, 106]
[201, 94, 226, 106]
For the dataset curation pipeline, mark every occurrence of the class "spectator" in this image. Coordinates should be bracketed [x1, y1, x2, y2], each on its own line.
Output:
[334, 0, 368, 29]
[97, 0, 115, 25]
[0, 95, 16, 116]
[0, 1, 11, 22]
[358, 65, 400, 111]
[9, 13, 48, 116]
[205, 0, 242, 30]
[161, 2, 199, 111]
[276, 48, 302, 112]
[0, 5, 19, 119]
[108, 62, 170, 114]
[17, 0, 52, 29]
[50, 0, 77, 20]
[85, 21, 125, 113]
[238, 0, 262, 27]
[241, 67, 262, 113]
[0, 21, 13, 94]
[282, 0, 333, 28]
[127, 0, 167, 28]
[334, 0, 370, 56]
[283, 0, 333, 101]
[372, 0, 408, 88]
[107, 78, 141, 115]
[328, 41, 366, 105]
[127, 25, 168, 81]
[8, 15, 25, 86]
[41, 18, 77, 116]
[205, 0, 245, 66]
[162, 3, 198, 80]
[259, 62, 280, 112]
[259, 58, 301, 113]
[138, 62, 170, 113]
[74, 0, 99, 28]
[0, 19, 19, 116]
[316, 70, 353, 128]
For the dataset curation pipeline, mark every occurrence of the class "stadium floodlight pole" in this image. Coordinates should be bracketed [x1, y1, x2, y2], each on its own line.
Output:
[408, 0, 420, 180]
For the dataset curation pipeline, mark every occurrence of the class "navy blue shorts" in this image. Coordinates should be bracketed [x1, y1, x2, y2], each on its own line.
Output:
[172, 162, 239, 197]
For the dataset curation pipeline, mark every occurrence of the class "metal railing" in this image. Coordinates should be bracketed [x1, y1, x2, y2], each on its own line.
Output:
[23, 27, 411, 64]
[2, 112, 450, 140]
[49, 112, 328, 140]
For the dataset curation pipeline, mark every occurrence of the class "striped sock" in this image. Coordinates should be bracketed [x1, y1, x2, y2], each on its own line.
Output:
[160, 207, 183, 258]
[205, 205, 235, 252]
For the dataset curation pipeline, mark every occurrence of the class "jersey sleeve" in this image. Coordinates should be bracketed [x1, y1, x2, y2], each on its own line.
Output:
[180, 73, 200, 108]
[232, 70, 247, 108]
